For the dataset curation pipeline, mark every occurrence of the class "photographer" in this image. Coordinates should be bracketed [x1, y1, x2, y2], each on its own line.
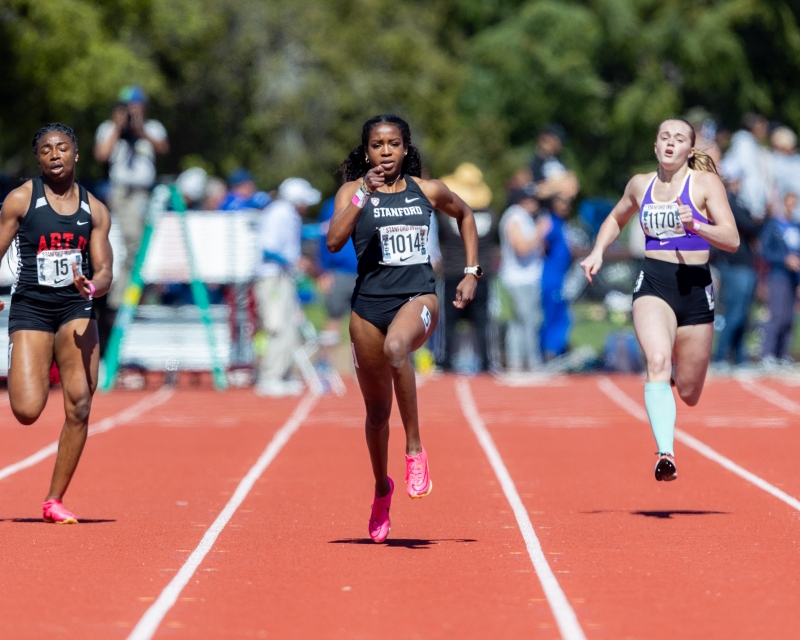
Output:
[94, 86, 169, 309]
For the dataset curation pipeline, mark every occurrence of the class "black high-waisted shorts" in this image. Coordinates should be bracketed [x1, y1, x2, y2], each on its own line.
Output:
[8, 293, 95, 334]
[351, 293, 422, 334]
[632, 258, 715, 327]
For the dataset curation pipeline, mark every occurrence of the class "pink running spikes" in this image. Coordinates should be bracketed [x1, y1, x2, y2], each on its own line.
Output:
[405, 447, 433, 498]
[369, 477, 394, 543]
[42, 499, 78, 524]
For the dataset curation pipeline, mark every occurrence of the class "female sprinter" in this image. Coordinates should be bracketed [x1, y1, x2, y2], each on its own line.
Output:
[580, 118, 738, 482]
[0, 124, 113, 522]
[327, 114, 479, 542]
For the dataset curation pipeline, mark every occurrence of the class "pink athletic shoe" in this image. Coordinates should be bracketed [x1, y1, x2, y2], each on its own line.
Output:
[405, 447, 433, 498]
[42, 499, 78, 524]
[368, 477, 394, 543]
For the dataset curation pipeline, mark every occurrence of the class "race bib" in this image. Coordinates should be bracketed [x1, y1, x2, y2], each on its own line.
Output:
[379, 225, 429, 266]
[37, 249, 82, 287]
[641, 203, 685, 240]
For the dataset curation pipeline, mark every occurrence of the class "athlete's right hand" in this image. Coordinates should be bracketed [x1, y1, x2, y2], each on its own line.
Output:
[363, 166, 385, 193]
[580, 252, 603, 285]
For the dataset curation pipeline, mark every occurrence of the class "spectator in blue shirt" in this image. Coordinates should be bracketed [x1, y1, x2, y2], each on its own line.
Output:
[540, 194, 574, 359]
[220, 168, 270, 211]
[317, 197, 358, 367]
[760, 190, 800, 365]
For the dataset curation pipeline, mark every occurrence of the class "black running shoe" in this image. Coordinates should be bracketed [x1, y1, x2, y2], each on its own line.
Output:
[654, 454, 678, 482]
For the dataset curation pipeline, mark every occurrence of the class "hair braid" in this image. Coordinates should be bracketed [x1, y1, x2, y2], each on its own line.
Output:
[32, 123, 78, 154]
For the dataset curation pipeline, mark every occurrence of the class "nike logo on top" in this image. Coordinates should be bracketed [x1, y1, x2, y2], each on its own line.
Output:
[405, 197, 419, 203]
[77, 221, 89, 226]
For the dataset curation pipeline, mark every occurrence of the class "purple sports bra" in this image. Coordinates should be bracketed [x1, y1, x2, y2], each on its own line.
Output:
[639, 170, 710, 252]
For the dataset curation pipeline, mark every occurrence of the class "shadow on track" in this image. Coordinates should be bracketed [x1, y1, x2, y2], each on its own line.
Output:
[0, 518, 117, 524]
[582, 510, 728, 519]
[329, 538, 477, 549]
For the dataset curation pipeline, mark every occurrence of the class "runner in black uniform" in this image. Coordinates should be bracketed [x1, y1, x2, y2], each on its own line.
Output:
[0, 124, 113, 523]
[327, 114, 480, 542]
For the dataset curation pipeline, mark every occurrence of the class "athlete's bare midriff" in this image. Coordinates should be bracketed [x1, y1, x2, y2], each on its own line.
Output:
[644, 248, 710, 265]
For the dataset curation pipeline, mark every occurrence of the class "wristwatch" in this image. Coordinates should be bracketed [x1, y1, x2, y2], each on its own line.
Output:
[464, 265, 483, 278]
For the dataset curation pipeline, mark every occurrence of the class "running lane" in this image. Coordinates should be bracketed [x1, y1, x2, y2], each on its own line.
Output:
[0, 389, 154, 469]
[614, 375, 800, 504]
[472, 375, 800, 639]
[0, 388, 303, 638]
[153, 377, 563, 639]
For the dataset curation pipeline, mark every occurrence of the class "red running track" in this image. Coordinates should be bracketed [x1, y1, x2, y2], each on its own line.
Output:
[0, 374, 798, 638]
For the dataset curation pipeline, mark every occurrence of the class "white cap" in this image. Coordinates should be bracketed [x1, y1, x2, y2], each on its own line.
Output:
[176, 167, 208, 203]
[720, 159, 745, 183]
[279, 177, 321, 207]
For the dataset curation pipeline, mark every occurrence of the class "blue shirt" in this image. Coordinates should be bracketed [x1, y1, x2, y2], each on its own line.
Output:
[219, 190, 270, 211]
[541, 215, 572, 292]
[317, 197, 358, 274]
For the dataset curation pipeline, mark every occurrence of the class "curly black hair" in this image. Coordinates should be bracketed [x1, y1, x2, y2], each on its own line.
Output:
[338, 114, 422, 182]
[32, 123, 78, 155]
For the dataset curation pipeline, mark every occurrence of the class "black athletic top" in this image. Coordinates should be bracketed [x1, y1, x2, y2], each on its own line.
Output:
[11, 177, 93, 303]
[351, 176, 436, 298]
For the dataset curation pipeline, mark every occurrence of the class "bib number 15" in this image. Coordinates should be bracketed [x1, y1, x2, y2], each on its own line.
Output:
[37, 249, 83, 287]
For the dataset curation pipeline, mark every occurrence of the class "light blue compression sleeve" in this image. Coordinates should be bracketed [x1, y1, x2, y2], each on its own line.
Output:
[644, 382, 676, 455]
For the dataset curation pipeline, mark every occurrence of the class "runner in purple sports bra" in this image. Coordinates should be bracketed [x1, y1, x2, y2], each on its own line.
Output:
[581, 118, 739, 482]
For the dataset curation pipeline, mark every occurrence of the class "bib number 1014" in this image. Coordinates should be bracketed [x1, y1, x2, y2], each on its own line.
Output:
[379, 224, 429, 266]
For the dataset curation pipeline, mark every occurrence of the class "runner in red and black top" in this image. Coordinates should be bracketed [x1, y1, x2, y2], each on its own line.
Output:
[327, 114, 480, 542]
[0, 123, 113, 523]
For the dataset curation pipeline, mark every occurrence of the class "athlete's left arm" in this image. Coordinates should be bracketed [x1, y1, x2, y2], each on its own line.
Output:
[418, 178, 478, 308]
[682, 172, 740, 253]
[73, 194, 113, 300]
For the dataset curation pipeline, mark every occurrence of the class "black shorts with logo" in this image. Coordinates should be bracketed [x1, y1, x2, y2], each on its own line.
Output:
[632, 258, 714, 327]
[352, 292, 424, 334]
[8, 293, 95, 334]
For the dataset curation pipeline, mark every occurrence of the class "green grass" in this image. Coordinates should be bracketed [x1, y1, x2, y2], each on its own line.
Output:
[569, 302, 632, 353]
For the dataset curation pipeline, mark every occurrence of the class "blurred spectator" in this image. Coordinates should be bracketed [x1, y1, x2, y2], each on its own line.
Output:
[220, 168, 270, 211]
[254, 178, 320, 396]
[685, 107, 722, 167]
[316, 196, 358, 370]
[437, 163, 499, 372]
[175, 167, 208, 210]
[713, 164, 761, 366]
[203, 176, 228, 211]
[769, 126, 800, 221]
[499, 191, 551, 371]
[94, 85, 169, 308]
[529, 124, 580, 201]
[540, 194, 574, 360]
[760, 191, 800, 366]
[722, 113, 772, 220]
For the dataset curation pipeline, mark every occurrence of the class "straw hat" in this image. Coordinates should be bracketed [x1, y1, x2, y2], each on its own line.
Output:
[440, 163, 492, 210]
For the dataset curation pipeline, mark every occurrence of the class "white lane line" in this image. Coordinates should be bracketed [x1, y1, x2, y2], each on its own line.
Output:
[0, 387, 174, 483]
[597, 377, 800, 513]
[737, 378, 800, 414]
[127, 392, 319, 640]
[456, 379, 587, 640]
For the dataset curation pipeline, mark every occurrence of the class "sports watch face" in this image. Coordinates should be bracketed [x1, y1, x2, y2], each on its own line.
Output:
[466, 265, 483, 278]
[474, 265, 483, 278]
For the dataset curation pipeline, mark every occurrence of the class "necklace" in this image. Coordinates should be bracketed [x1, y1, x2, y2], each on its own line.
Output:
[383, 174, 401, 189]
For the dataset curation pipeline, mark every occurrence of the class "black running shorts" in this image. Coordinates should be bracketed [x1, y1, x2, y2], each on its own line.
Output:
[8, 293, 95, 334]
[632, 258, 714, 327]
[351, 293, 422, 334]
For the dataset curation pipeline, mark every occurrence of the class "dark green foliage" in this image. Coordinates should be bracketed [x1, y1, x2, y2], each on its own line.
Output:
[1, 0, 799, 203]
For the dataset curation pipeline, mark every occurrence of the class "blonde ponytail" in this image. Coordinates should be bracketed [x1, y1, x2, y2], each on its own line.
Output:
[689, 149, 719, 174]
